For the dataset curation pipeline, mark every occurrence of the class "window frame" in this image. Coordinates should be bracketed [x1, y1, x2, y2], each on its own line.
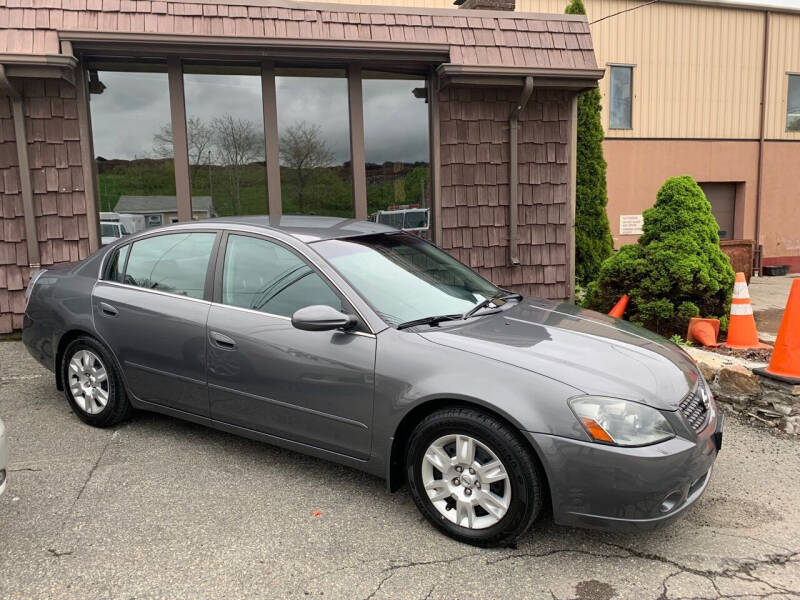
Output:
[787, 72, 800, 133]
[608, 63, 634, 131]
[211, 229, 372, 334]
[100, 229, 222, 302]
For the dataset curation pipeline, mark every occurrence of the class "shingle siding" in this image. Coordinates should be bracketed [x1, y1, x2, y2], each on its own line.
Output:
[439, 86, 571, 300]
[0, 1, 594, 330]
[0, 1, 596, 71]
[0, 79, 90, 334]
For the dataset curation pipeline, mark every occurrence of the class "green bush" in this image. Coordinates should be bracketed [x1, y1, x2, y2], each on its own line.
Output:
[584, 176, 735, 336]
[566, 0, 615, 286]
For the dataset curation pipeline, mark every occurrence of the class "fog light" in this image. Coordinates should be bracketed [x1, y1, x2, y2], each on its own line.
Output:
[659, 491, 682, 513]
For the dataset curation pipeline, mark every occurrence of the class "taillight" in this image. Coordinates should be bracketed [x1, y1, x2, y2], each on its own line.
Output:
[24, 269, 46, 306]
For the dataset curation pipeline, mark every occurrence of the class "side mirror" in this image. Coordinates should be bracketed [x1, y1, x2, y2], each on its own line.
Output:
[291, 305, 358, 332]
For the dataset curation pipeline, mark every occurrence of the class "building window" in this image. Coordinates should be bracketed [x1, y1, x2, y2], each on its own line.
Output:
[788, 74, 800, 132]
[609, 65, 633, 130]
[86, 59, 435, 244]
[363, 71, 431, 238]
[183, 63, 266, 217]
[699, 182, 737, 240]
[87, 64, 175, 243]
[276, 68, 353, 217]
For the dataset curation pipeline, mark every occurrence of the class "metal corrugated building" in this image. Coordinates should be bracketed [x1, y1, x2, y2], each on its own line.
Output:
[518, 0, 800, 273]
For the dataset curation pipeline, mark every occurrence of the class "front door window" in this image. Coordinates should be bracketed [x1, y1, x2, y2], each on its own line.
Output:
[221, 234, 341, 316]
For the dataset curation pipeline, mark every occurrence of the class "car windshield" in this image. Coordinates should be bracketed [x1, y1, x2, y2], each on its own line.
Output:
[313, 233, 504, 327]
[101, 223, 119, 237]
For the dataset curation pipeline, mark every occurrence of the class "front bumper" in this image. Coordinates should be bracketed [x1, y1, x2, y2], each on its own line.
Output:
[526, 408, 723, 531]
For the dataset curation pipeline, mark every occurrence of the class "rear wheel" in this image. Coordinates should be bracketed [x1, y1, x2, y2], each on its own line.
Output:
[62, 336, 132, 428]
[406, 407, 543, 547]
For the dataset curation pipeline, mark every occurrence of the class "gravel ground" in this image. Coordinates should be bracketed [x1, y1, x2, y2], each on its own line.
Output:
[1, 339, 799, 600]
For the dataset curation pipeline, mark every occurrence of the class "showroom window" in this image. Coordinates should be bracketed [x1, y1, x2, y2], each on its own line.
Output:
[85, 58, 433, 244]
[609, 65, 633, 130]
[275, 68, 353, 217]
[87, 64, 176, 241]
[363, 71, 431, 238]
[183, 63, 267, 217]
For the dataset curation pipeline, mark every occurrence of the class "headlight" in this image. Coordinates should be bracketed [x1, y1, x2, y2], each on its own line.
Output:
[570, 396, 675, 447]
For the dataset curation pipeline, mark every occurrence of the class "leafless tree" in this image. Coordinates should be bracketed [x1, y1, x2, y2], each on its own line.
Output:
[279, 121, 334, 213]
[211, 114, 265, 214]
[152, 116, 214, 172]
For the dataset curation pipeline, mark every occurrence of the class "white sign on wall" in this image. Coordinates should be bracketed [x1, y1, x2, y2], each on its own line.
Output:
[619, 214, 644, 235]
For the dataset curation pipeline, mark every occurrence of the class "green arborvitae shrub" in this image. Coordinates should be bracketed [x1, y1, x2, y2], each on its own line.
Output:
[565, 0, 615, 287]
[584, 176, 736, 336]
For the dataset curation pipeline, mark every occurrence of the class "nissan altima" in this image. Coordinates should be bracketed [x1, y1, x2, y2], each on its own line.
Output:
[23, 216, 722, 547]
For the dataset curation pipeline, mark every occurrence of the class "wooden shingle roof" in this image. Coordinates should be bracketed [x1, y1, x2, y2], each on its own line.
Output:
[0, 0, 599, 75]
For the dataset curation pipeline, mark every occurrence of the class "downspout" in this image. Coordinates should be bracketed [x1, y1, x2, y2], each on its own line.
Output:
[0, 65, 41, 270]
[755, 10, 770, 274]
[509, 76, 534, 265]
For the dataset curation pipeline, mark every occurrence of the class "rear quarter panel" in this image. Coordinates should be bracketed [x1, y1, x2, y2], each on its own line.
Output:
[22, 251, 109, 374]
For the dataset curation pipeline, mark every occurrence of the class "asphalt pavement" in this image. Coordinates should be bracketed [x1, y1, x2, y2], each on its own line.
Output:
[1, 339, 799, 600]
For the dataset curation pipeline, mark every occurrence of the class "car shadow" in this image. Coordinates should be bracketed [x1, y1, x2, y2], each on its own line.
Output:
[118, 409, 674, 551]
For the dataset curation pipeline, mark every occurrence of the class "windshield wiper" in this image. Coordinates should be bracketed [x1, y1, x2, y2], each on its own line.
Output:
[396, 314, 462, 330]
[462, 290, 523, 320]
[396, 290, 523, 330]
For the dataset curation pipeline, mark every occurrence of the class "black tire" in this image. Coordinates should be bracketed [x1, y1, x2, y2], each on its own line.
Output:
[406, 407, 544, 547]
[61, 336, 132, 428]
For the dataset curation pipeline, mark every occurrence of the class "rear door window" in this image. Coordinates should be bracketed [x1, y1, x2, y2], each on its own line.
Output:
[123, 233, 216, 299]
[106, 244, 130, 283]
[221, 234, 341, 317]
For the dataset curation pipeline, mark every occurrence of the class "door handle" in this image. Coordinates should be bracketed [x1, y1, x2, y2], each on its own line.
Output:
[209, 331, 237, 350]
[99, 302, 118, 317]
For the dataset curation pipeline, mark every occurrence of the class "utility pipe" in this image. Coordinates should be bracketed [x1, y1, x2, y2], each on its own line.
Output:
[755, 10, 770, 274]
[508, 76, 534, 265]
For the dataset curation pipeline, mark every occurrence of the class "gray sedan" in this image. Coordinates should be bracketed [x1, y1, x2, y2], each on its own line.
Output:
[23, 216, 722, 547]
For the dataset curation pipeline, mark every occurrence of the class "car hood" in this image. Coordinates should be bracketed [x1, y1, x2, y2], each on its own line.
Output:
[418, 298, 699, 411]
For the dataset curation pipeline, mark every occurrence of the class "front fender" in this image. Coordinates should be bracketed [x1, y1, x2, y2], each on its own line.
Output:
[373, 329, 589, 444]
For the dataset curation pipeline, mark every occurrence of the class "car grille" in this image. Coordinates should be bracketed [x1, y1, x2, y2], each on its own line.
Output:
[679, 387, 708, 431]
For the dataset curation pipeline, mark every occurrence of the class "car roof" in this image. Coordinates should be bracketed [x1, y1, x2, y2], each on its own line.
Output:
[188, 215, 398, 242]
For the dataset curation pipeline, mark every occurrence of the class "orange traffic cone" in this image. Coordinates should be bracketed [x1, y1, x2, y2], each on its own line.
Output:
[724, 272, 772, 350]
[686, 317, 719, 347]
[608, 294, 629, 319]
[755, 278, 800, 383]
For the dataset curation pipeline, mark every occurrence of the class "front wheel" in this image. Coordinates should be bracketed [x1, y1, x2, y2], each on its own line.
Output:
[406, 407, 544, 547]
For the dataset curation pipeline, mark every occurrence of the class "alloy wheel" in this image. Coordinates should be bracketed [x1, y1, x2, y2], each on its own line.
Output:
[68, 350, 110, 415]
[420, 434, 511, 530]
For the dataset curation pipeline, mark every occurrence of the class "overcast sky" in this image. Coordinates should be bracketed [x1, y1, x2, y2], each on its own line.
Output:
[90, 70, 430, 166]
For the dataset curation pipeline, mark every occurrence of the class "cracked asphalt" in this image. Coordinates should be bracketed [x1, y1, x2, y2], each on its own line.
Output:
[1, 339, 799, 600]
